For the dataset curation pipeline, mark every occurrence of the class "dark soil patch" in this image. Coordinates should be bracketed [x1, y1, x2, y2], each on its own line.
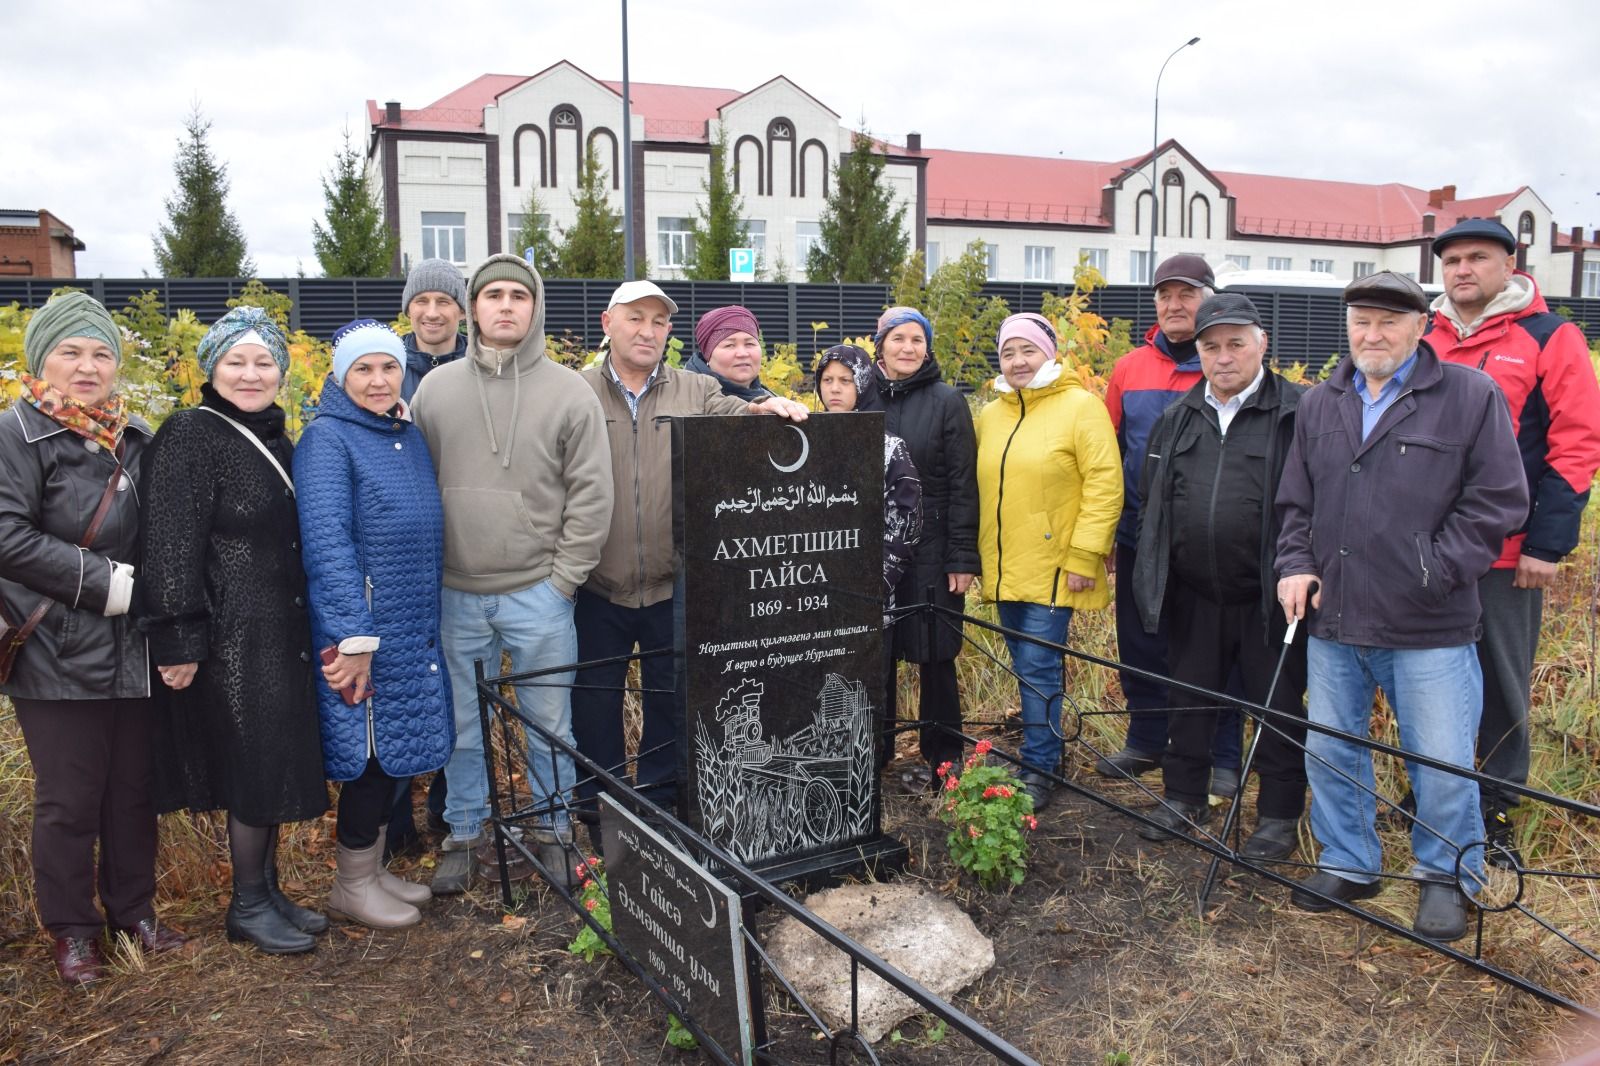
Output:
[0, 754, 1582, 1065]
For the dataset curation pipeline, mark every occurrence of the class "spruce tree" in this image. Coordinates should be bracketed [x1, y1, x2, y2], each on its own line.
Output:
[153, 105, 254, 277]
[312, 129, 397, 277]
[806, 131, 908, 284]
[510, 187, 561, 277]
[555, 143, 627, 279]
[683, 127, 749, 281]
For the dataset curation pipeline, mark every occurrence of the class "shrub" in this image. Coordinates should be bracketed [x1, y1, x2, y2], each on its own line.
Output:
[935, 739, 1038, 889]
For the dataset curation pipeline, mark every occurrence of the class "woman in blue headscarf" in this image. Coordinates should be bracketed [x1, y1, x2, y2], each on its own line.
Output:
[140, 307, 329, 956]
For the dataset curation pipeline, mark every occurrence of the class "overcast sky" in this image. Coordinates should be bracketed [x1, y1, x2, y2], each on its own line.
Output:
[5, 0, 1598, 278]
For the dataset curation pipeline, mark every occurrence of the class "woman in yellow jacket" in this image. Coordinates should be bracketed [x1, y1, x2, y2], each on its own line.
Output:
[977, 313, 1122, 810]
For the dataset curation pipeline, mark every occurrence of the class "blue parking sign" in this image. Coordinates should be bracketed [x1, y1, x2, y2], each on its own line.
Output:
[728, 247, 756, 282]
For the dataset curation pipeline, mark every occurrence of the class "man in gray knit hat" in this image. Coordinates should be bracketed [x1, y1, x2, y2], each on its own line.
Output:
[385, 257, 471, 858]
[399, 257, 468, 404]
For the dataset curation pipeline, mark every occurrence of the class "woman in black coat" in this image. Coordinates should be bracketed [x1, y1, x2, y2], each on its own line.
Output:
[870, 308, 979, 783]
[139, 307, 329, 956]
[0, 292, 186, 984]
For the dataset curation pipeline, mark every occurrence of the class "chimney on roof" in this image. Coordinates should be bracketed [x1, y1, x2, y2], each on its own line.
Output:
[906, 132, 921, 152]
[385, 101, 401, 125]
[1573, 226, 1584, 244]
[1421, 212, 1435, 234]
[1427, 188, 1443, 209]
[1441, 184, 1456, 202]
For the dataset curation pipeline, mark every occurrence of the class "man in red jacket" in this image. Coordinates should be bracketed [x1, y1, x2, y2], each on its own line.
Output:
[1423, 218, 1600, 866]
[1100, 254, 1243, 792]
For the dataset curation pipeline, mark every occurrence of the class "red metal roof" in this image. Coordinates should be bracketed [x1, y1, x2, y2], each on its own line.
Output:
[921, 149, 1119, 226]
[369, 71, 742, 142]
[920, 143, 1531, 245]
[597, 81, 740, 140]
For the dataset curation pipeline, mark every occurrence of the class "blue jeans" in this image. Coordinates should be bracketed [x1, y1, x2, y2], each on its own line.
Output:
[997, 601, 1073, 775]
[440, 580, 577, 839]
[1305, 638, 1484, 889]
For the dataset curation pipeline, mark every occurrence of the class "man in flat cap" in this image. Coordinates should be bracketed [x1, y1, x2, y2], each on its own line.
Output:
[1131, 293, 1308, 858]
[1422, 219, 1600, 866]
[572, 281, 807, 814]
[1100, 254, 1242, 791]
[1275, 270, 1526, 941]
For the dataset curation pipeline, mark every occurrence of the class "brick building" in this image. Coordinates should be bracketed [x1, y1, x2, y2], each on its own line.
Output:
[0, 210, 84, 278]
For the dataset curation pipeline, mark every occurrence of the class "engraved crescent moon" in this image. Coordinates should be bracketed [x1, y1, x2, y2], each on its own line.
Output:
[701, 883, 719, 929]
[768, 425, 809, 473]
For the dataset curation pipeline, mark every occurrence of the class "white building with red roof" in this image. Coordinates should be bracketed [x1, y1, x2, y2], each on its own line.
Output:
[367, 65, 1600, 298]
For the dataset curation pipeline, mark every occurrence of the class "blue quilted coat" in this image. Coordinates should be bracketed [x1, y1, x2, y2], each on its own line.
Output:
[293, 377, 454, 781]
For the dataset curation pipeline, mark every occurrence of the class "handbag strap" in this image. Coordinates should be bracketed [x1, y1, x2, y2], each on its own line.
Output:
[200, 407, 294, 495]
[3, 438, 126, 649]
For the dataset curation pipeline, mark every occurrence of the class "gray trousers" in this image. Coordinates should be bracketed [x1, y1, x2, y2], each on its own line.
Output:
[1475, 568, 1542, 810]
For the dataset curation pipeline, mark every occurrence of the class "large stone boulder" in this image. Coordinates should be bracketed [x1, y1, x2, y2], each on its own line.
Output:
[765, 882, 994, 1044]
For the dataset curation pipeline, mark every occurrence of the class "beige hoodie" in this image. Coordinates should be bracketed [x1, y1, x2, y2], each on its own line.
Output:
[1430, 271, 1536, 340]
[412, 254, 614, 596]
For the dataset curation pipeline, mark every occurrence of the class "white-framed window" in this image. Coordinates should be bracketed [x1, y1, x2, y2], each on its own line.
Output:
[506, 212, 551, 252]
[925, 241, 942, 278]
[1267, 256, 1292, 271]
[1130, 249, 1153, 285]
[1225, 254, 1251, 270]
[1583, 261, 1600, 298]
[985, 243, 1000, 281]
[795, 221, 822, 268]
[1353, 261, 1376, 280]
[421, 211, 467, 264]
[657, 216, 695, 269]
[743, 219, 766, 259]
[1310, 258, 1335, 274]
[1080, 247, 1108, 274]
[1023, 245, 1054, 282]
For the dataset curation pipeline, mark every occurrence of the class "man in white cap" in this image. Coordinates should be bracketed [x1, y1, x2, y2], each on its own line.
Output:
[572, 281, 806, 811]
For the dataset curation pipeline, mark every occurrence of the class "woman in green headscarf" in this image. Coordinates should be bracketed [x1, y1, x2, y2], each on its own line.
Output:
[0, 291, 186, 985]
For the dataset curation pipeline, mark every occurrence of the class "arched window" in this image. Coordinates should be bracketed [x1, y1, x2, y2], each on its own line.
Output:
[1188, 193, 1212, 240]
[767, 118, 797, 196]
[1518, 211, 1536, 247]
[1161, 168, 1186, 237]
[554, 108, 577, 128]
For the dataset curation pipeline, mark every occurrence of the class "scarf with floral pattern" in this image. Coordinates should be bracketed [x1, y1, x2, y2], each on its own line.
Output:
[21, 372, 128, 452]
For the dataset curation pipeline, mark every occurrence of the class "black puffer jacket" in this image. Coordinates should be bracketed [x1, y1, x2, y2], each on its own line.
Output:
[873, 358, 979, 662]
[0, 402, 153, 701]
[137, 389, 327, 825]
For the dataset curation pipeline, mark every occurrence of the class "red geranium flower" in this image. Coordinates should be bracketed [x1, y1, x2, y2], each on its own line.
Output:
[974, 739, 993, 755]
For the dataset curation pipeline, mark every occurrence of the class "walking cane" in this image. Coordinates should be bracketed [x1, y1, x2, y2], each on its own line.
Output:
[1197, 616, 1299, 912]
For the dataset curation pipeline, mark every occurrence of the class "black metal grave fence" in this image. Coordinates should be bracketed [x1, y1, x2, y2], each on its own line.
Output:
[471, 600, 1600, 1062]
[470, 653, 1038, 1065]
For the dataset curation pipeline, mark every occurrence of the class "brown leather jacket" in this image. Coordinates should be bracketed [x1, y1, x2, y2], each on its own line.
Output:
[580, 358, 748, 607]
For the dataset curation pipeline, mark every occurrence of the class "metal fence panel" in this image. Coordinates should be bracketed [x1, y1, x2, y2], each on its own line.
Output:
[5, 277, 1598, 366]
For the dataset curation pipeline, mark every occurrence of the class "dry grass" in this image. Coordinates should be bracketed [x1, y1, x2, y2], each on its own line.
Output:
[1, 510, 1597, 1063]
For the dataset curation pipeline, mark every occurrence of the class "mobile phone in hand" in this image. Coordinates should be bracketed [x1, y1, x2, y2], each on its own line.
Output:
[319, 645, 374, 705]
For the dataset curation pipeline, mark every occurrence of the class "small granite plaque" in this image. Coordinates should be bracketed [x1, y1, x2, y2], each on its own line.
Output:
[599, 793, 754, 1064]
[672, 413, 887, 871]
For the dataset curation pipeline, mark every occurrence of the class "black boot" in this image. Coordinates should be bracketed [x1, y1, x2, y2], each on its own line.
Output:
[264, 853, 329, 935]
[225, 881, 317, 955]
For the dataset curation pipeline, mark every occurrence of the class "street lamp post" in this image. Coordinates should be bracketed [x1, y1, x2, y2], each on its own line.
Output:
[621, 0, 635, 280]
[1148, 36, 1199, 284]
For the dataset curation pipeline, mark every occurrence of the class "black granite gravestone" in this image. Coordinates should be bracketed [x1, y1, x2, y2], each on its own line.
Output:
[599, 793, 755, 1064]
[672, 412, 906, 882]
